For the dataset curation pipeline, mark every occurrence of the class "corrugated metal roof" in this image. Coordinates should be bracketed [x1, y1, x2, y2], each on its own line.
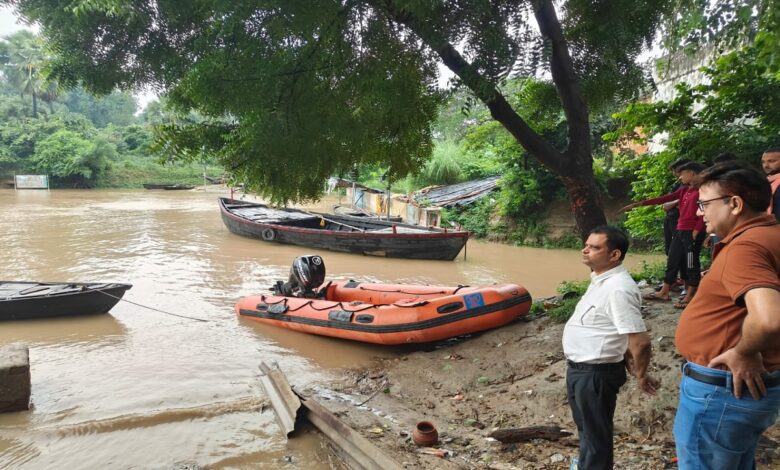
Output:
[411, 175, 500, 208]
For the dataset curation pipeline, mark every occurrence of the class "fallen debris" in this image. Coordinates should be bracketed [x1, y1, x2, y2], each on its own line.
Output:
[258, 361, 403, 470]
[489, 425, 573, 443]
[258, 362, 302, 437]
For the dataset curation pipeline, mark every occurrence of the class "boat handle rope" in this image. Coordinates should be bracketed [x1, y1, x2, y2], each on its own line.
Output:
[95, 289, 209, 322]
[259, 295, 375, 313]
[258, 295, 428, 310]
[358, 286, 452, 295]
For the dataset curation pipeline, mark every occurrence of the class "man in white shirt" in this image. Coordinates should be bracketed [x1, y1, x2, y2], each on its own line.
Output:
[562, 225, 659, 469]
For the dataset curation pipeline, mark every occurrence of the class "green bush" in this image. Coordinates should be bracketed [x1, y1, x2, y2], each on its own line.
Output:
[547, 297, 581, 323]
[441, 197, 495, 238]
[630, 260, 666, 284]
[540, 279, 590, 323]
[96, 157, 221, 188]
[557, 279, 590, 297]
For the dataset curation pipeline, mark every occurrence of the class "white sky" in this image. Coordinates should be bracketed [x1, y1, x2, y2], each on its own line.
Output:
[0, 6, 34, 36]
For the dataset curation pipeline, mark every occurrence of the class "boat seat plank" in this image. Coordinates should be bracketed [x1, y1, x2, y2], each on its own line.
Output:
[374, 226, 430, 234]
[231, 207, 319, 224]
[17, 286, 52, 295]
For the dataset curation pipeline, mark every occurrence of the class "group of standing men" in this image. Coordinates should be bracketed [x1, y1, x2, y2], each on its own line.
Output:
[563, 152, 780, 470]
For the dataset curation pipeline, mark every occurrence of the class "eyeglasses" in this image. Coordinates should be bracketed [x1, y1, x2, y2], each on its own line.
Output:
[696, 196, 732, 211]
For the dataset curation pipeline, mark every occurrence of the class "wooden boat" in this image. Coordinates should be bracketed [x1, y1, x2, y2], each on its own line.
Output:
[143, 183, 195, 190]
[219, 198, 468, 260]
[0, 282, 132, 321]
[235, 280, 531, 344]
[205, 175, 226, 184]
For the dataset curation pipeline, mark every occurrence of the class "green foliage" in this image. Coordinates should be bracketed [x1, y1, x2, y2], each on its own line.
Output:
[495, 169, 545, 219]
[4, 0, 681, 215]
[630, 261, 667, 284]
[456, 79, 567, 222]
[544, 230, 584, 249]
[0, 36, 220, 188]
[660, 0, 775, 65]
[546, 297, 581, 323]
[99, 158, 220, 188]
[557, 279, 590, 297]
[119, 124, 152, 152]
[441, 197, 495, 239]
[541, 279, 590, 323]
[414, 140, 464, 186]
[31, 129, 107, 184]
[0, 30, 52, 117]
[60, 87, 138, 127]
[607, 42, 780, 242]
[529, 302, 546, 315]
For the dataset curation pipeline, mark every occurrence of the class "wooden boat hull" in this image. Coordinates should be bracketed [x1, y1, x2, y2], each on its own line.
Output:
[236, 281, 531, 344]
[0, 282, 132, 321]
[143, 184, 194, 190]
[219, 198, 468, 260]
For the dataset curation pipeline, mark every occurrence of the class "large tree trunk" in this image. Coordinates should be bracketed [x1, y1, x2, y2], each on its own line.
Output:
[560, 169, 608, 241]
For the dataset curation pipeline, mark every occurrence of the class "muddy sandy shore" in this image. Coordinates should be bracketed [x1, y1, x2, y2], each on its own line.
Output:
[304, 290, 780, 469]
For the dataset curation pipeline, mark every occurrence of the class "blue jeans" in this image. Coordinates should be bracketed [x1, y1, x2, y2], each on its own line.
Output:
[674, 362, 780, 470]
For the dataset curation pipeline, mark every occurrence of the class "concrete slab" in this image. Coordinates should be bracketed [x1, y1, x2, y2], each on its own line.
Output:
[0, 344, 31, 412]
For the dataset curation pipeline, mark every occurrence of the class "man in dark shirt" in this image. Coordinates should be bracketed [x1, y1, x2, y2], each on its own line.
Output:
[762, 148, 780, 221]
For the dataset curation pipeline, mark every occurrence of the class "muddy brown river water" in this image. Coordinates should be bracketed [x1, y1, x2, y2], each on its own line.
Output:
[0, 188, 660, 468]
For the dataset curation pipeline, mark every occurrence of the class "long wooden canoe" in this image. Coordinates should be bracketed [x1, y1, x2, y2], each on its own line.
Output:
[219, 198, 468, 260]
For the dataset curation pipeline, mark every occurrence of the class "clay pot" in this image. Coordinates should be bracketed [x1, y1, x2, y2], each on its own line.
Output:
[412, 421, 439, 447]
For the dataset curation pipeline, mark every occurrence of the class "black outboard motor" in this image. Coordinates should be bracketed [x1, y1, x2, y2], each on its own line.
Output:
[273, 255, 326, 298]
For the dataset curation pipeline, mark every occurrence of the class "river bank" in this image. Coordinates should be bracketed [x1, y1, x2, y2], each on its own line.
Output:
[305, 290, 780, 469]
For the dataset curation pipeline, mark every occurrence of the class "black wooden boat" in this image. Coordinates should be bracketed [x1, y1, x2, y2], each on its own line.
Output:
[0, 282, 132, 321]
[219, 198, 468, 260]
[143, 183, 195, 190]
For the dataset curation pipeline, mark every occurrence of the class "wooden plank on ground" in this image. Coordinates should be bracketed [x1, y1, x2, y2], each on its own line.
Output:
[258, 362, 302, 437]
[298, 395, 403, 470]
[259, 362, 403, 470]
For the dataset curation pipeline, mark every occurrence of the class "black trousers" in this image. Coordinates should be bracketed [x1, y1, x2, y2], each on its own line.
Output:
[663, 210, 685, 280]
[663, 209, 679, 255]
[567, 362, 627, 470]
[664, 229, 706, 287]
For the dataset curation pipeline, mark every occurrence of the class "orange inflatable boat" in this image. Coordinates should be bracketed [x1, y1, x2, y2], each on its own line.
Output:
[235, 280, 532, 345]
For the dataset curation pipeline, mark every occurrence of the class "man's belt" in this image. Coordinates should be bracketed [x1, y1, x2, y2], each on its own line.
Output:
[683, 366, 780, 388]
[567, 360, 625, 371]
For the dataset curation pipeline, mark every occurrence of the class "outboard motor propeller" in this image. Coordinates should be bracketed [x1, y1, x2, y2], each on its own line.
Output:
[273, 255, 326, 298]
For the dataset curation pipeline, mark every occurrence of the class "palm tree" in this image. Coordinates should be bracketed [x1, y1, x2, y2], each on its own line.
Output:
[1, 30, 52, 117]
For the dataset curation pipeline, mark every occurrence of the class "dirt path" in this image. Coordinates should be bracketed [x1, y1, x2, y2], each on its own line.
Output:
[305, 291, 780, 469]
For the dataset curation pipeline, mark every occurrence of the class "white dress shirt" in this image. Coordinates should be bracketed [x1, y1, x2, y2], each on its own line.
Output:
[562, 264, 646, 364]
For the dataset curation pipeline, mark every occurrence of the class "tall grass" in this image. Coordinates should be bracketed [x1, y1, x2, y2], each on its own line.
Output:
[415, 140, 463, 186]
[97, 156, 223, 188]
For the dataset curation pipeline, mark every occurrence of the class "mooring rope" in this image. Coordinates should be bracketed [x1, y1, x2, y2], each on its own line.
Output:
[96, 289, 210, 322]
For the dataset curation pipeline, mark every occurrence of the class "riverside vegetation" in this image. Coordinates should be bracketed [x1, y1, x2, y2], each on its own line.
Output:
[2, 3, 777, 259]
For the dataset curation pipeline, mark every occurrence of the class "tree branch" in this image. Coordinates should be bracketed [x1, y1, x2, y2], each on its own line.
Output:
[531, 0, 591, 161]
[375, 0, 567, 172]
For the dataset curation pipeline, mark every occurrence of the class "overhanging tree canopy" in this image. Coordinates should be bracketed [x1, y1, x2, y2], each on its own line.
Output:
[5, 0, 676, 237]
